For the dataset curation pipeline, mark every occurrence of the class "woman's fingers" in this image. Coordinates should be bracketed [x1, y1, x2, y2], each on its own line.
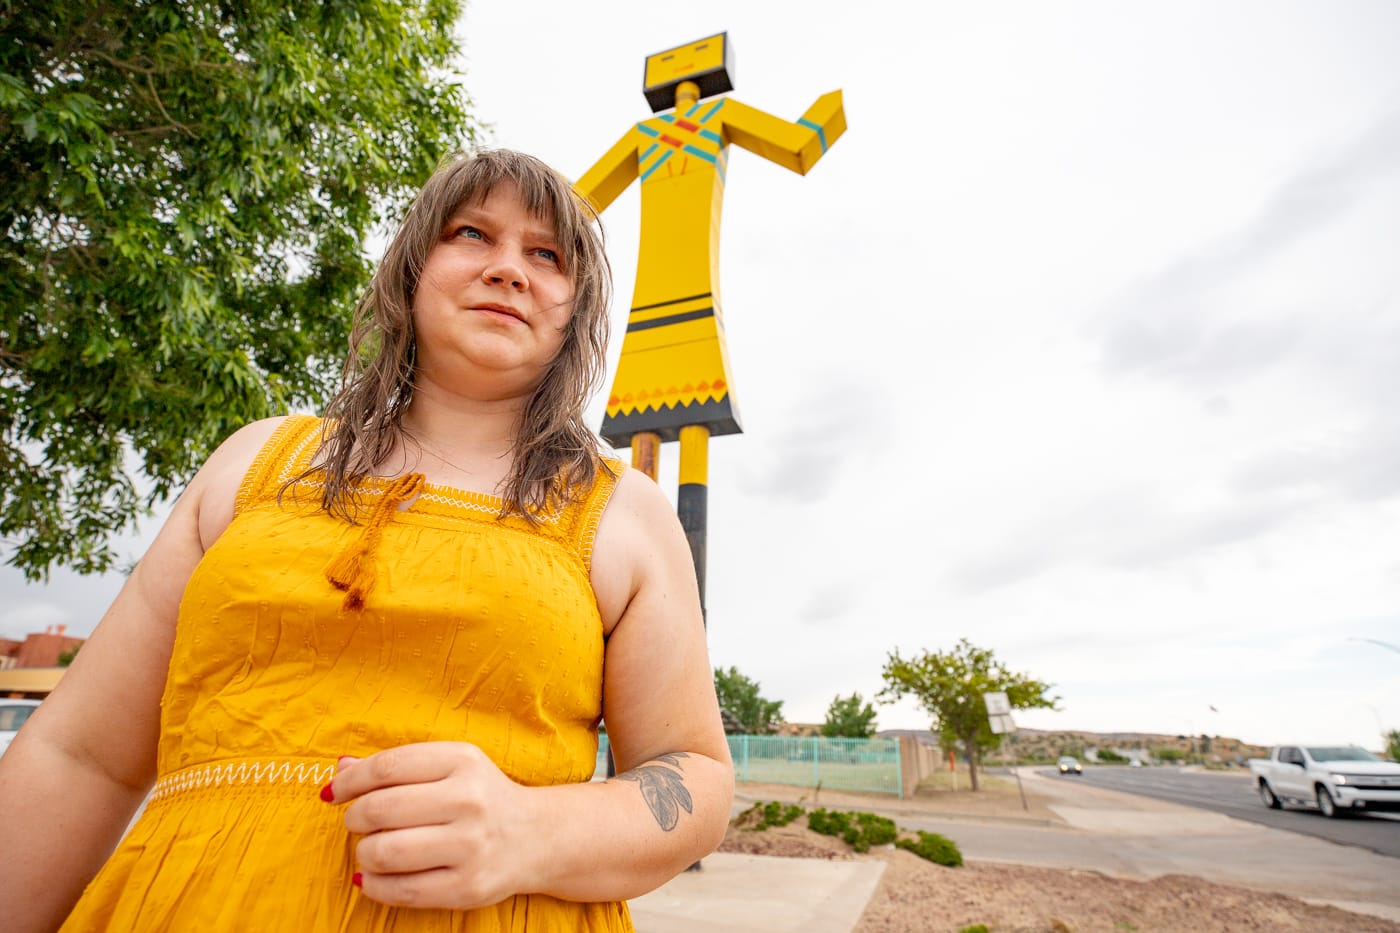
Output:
[342, 781, 455, 835]
[321, 740, 527, 909]
[355, 863, 507, 910]
[353, 824, 515, 909]
[327, 741, 483, 804]
[354, 824, 454, 876]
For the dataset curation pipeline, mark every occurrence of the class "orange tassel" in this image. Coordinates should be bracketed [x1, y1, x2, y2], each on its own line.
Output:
[325, 474, 424, 610]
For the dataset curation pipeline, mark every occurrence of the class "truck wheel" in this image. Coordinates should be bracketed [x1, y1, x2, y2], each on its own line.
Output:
[1315, 785, 1344, 819]
[1258, 780, 1282, 810]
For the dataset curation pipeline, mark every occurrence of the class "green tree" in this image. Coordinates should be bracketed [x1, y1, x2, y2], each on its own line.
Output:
[713, 666, 784, 735]
[1384, 729, 1400, 761]
[2, 1, 479, 578]
[821, 691, 877, 738]
[879, 638, 1058, 791]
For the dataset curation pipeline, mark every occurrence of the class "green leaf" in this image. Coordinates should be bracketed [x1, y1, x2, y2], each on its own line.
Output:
[1, 0, 482, 579]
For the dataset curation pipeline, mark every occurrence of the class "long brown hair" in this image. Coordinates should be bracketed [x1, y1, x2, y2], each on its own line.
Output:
[302, 149, 613, 522]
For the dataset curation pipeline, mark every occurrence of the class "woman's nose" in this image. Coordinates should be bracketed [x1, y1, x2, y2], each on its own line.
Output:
[482, 253, 528, 291]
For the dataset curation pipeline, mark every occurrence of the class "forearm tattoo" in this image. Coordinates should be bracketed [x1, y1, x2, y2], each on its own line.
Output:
[616, 752, 693, 831]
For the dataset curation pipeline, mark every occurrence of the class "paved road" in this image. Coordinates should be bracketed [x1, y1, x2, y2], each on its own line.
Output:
[1036, 766, 1400, 858]
[896, 768, 1400, 924]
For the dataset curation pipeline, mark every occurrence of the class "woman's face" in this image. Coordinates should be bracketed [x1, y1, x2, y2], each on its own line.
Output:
[410, 181, 576, 401]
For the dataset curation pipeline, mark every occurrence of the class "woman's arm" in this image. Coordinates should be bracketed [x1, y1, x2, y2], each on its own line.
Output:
[329, 466, 734, 908]
[0, 417, 286, 932]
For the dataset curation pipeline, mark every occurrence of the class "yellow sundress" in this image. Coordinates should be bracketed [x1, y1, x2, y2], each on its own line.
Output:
[63, 415, 632, 931]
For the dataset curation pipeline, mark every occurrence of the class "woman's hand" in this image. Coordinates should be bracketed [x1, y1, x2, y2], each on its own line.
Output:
[326, 742, 532, 909]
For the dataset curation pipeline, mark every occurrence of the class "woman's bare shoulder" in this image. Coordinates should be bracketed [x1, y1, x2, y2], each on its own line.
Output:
[602, 464, 675, 522]
[590, 465, 692, 632]
[191, 415, 301, 548]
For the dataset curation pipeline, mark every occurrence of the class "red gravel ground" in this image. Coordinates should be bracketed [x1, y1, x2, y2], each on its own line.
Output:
[719, 807, 1400, 933]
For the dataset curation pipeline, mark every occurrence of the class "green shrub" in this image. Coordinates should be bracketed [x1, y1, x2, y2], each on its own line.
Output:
[806, 808, 898, 852]
[896, 830, 963, 867]
[733, 800, 805, 832]
[1096, 748, 1128, 763]
[958, 925, 990, 933]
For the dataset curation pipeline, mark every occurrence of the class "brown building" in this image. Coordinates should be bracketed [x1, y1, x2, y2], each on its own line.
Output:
[0, 625, 85, 697]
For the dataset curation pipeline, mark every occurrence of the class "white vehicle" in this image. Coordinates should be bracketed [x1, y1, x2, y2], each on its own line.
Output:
[1248, 744, 1400, 818]
[0, 698, 41, 757]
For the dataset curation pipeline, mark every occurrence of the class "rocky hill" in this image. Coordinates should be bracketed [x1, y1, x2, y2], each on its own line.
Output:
[875, 727, 1270, 767]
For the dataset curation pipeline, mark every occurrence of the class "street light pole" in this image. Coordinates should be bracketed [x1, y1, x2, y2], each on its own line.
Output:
[1351, 637, 1400, 655]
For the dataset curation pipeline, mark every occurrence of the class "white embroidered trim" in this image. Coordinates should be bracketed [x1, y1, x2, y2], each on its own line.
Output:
[150, 758, 336, 802]
[414, 488, 504, 515]
[278, 421, 565, 524]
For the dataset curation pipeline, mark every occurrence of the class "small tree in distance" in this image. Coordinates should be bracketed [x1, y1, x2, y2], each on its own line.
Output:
[821, 692, 878, 738]
[879, 638, 1058, 791]
[713, 666, 784, 735]
[1384, 729, 1400, 761]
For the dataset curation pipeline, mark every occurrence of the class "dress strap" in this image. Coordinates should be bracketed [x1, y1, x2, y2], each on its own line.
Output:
[571, 457, 623, 572]
[233, 415, 325, 515]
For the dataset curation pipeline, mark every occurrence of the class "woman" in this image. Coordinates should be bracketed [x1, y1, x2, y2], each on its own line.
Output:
[0, 149, 734, 931]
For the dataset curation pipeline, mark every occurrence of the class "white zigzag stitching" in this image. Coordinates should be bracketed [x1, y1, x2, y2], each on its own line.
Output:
[274, 421, 564, 524]
[150, 759, 337, 802]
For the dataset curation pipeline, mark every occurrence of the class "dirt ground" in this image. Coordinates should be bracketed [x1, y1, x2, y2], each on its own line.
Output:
[721, 781, 1400, 933]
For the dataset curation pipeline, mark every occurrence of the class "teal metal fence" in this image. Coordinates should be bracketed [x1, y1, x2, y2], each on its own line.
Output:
[728, 735, 902, 796]
[595, 733, 611, 779]
[595, 733, 903, 796]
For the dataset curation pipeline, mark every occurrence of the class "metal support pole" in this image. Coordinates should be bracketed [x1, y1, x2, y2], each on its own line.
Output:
[677, 425, 709, 625]
[998, 734, 1029, 810]
[677, 426, 709, 872]
[631, 431, 661, 481]
[608, 432, 662, 782]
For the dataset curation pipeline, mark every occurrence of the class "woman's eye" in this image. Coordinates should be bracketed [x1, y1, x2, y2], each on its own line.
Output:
[533, 247, 560, 264]
[456, 226, 484, 240]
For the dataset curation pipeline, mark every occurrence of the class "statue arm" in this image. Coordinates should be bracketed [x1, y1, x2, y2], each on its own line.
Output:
[720, 90, 846, 175]
[574, 128, 641, 214]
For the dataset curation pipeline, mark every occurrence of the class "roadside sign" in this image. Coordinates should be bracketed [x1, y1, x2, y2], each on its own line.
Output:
[983, 691, 1028, 811]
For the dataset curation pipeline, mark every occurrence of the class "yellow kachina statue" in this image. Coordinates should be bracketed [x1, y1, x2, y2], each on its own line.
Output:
[575, 32, 845, 616]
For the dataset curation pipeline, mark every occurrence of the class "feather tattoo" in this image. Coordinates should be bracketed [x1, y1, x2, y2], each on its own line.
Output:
[617, 753, 693, 830]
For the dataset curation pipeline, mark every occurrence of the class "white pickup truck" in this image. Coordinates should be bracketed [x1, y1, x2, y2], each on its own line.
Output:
[1248, 745, 1400, 818]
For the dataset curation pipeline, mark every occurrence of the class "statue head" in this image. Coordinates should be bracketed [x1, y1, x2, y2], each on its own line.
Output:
[642, 32, 734, 113]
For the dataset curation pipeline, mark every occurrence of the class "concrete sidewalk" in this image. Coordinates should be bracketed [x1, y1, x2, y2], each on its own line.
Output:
[625, 773, 1400, 930]
[628, 852, 886, 933]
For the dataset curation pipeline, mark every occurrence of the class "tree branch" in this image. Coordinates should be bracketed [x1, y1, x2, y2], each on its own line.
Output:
[143, 73, 196, 139]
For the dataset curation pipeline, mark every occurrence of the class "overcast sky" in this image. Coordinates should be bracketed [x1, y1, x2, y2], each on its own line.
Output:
[5, 1, 1399, 751]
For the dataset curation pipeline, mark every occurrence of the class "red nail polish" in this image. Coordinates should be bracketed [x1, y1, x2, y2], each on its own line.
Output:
[319, 782, 335, 803]
[352, 872, 363, 888]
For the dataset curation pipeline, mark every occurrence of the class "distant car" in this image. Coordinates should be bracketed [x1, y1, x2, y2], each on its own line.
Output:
[0, 698, 41, 757]
[1057, 756, 1083, 775]
[1130, 758, 1143, 768]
